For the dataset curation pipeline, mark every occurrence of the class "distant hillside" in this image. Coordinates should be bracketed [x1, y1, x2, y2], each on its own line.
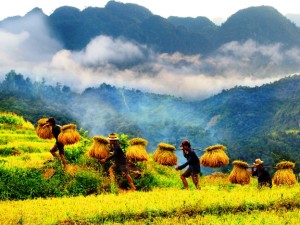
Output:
[0, 71, 213, 151]
[1, 2, 300, 55]
[214, 6, 300, 47]
[167, 16, 218, 40]
[48, 2, 213, 54]
[1, 70, 300, 173]
[197, 75, 300, 171]
[198, 75, 300, 142]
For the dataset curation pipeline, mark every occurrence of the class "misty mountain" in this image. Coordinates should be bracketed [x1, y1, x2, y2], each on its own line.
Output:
[1, 1, 300, 56]
[47, 3, 300, 54]
[214, 6, 300, 48]
[167, 16, 218, 40]
[1, 1, 300, 101]
[1, 71, 300, 173]
[48, 1, 212, 54]
[198, 75, 300, 140]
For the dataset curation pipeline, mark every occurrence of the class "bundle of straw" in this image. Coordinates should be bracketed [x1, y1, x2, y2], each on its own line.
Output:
[57, 124, 80, 145]
[200, 144, 229, 168]
[126, 138, 149, 162]
[152, 143, 177, 166]
[88, 136, 110, 160]
[228, 160, 251, 185]
[36, 118, 54, 139]
[273, 161, 297, 186]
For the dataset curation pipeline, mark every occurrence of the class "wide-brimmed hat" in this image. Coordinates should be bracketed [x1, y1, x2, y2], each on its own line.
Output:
[253, 158, 264, 165]
[108, 133, 119, 141]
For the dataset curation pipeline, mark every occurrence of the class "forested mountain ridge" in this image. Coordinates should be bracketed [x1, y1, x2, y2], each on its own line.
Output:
[1, 71, 300, 173]
[214, 6, 300, 47]
[199, 75, 300, 140]
[1, 2, 299, 55]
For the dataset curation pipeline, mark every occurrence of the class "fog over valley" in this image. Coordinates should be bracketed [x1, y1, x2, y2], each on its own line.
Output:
[1, 13, 300, 100]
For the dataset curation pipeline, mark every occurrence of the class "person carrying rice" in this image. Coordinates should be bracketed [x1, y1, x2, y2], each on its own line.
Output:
[175, 140, 201, 190]
[100, 133, 136, 191]
[251, 158, 272, 189]
[43, 117, 67, 168]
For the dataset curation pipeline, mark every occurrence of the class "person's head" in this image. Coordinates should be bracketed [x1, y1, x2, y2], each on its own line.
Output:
[108, 133, 119, 146]
[253, 158, 264, 168]
[47, 117, 56, 126]
[180, 140, 191, 150]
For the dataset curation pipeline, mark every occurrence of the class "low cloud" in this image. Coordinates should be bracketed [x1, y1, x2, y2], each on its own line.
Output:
[1, 15, 300, 100]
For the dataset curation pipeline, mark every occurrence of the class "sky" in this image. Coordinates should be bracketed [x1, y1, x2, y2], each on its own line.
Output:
[0, 0, 300, 100]
[1, 0, 300, 24]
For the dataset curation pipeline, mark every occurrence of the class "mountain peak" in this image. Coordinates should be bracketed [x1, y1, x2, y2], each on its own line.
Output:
[24, 7, 46, 17]
[215, 5, 300, 47]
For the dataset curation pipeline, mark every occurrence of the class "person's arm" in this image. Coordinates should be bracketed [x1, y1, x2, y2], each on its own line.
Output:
[102, 147, 117, 163]
[105, 153, 114, 162]
[177, 161, 189, 170]
[251, 167, 257, 176]
[100, 154, 114, 163]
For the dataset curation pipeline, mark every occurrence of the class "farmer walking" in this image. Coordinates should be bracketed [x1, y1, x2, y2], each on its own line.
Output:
[44, 117, 67, 168]
[251, 158, 272, 189]
[100, 133, 136, 191]
[176, 140, 201, 190]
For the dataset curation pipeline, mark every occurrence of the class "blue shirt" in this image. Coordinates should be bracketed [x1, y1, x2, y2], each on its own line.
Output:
[178, 149, 201, 174]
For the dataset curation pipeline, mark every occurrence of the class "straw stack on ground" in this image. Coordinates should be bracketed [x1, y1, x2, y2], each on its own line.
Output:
[88, 136, 110, 160]
[57, 124, 80, 145]
[126, 138, 149, 162]
[200, 144, 229, 168]
[273, 161, 297, 185]
[228, 160, 251, 185]
[36, 118, 54, 139]
[152, 143, 177, 166]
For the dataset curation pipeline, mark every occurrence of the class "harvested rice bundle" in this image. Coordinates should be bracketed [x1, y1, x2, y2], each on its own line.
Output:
[88, 136, 110, 160]
[276, 161, 295, 169]
[200, 144, 229, 168]
[36, 118, 54, 139]
[126, 138, 149, 162]
[273, 161, 297, 186]
[228, 160, 251, 185]
[152, 143, 177, 166]
[58, 124, 80, 145]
